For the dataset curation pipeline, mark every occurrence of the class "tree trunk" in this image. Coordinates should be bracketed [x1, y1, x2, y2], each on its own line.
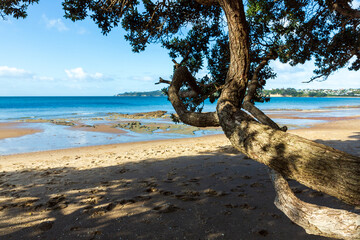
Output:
[166, 0, 360, 238]
[269, 169, 360, 239]
[220, 110, 360, 206]
[213, 0, 360, 207]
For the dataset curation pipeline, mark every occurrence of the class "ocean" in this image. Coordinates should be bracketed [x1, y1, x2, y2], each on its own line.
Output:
[0, 96, 359, 155]
[1, 96, 360, 120]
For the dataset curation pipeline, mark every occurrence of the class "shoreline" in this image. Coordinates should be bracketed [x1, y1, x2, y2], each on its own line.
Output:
[0, 111, 359, 156]
[1, 117, 359, 158]
[0, 118, 358, 239]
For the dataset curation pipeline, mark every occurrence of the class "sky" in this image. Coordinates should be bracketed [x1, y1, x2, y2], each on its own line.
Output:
[0, 0, 359, 96]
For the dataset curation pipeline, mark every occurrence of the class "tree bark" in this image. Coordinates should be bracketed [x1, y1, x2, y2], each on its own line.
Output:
[167, 0, 360, 238]
[217, 0, 250, 107]
[168, 66, 220, 127]
[219, 107, 360, 206]
[329, 0, 360, 18]
[166, 0, 360, 208]
[270, 169, 360, 239]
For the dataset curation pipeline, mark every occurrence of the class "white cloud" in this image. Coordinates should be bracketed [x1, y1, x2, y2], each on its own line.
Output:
[42, 15, 69, 32]
[0, 66, 32, 78]
[267, 60, 360, 89]
[33, 76, 55, 81]
[0, 66, 57, 82]
[64, 67, 111, 81]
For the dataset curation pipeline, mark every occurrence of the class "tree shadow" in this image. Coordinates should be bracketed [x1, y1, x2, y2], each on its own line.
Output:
[0, 146, 334, 240]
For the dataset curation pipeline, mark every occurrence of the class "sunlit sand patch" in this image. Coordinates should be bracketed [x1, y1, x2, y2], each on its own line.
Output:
[0, 122, 42, 140]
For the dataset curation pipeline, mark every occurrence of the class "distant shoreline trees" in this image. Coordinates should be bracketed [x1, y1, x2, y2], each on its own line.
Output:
[263, 88, 360, 97]
[116, 88, 360, 97]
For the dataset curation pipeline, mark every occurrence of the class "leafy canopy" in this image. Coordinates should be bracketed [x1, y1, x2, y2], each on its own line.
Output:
[1, 0, 359, 108]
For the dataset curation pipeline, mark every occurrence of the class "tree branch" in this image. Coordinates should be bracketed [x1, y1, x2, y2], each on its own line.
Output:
[330, 0, 360, 18]
[244, 51, 276, 103]
[241, 51, 286, 131]
[194, 0, 219, 6]
[242, 101, 287, 131]
[155, 77, 171, 85]
[168, 66, 220, 127]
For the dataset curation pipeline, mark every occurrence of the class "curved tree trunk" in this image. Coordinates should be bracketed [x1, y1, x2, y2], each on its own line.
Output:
[214, 0, 360, 207]
[167, 0, 360, 238]
[218, 106, 360, 206]
[270, 170, 360, 239]
[168, 61, 360, 208]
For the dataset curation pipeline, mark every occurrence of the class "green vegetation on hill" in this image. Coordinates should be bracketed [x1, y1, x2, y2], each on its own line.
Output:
[116, 88, 360, 97]
[115, 90, 164, 97]
[262, 88, 360, 97]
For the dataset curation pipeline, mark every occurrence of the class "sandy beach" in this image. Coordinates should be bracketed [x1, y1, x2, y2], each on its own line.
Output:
[0, 123, 42, 140]
[0, 119, 359, 239]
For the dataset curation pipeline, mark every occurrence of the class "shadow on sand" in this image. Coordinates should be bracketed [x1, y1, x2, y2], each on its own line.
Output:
[0, 134, 359, 240]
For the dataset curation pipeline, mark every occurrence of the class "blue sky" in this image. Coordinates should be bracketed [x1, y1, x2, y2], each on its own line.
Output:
[0, 0, 359, 96]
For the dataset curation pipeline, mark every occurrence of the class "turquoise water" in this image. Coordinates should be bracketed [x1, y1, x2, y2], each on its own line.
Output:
[1, 96, 360, 120]
[0, 96, 359, 155]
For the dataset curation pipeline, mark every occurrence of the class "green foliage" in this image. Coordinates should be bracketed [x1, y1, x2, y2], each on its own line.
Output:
[208, 35, 229, 87]
[116, 90, 164, 97]
[263, 88, 360, 97]
[308, 91, 327, 97]
[0, 0, 39, 19]
[2, 0, 359, 109]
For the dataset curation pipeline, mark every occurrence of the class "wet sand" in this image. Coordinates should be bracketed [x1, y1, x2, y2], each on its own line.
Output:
[268, 114, 360, 121]
[71, 124, 128, 135]
[0, 122, 42, 140]
[0, 119, 359, 239]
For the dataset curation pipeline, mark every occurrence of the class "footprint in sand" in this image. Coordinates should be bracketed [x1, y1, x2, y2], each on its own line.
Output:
[224, 203, 239, 208]
[204, 189, 228, 197]
[238, 193, 247, 198]
[36, 221, 54, 232]
[239, 203, 256, 210]
[241, 175, 252, 179]
[257, 229, 269, 236]
[47, 195, 68, 210]
[188, 178, 200, 183]
[159, 190, 174, 196]
[134, 195, 152, 201]
[153, 203, 180, 213]
[175, 191, 201, 201]
[250, 182, 264, 188]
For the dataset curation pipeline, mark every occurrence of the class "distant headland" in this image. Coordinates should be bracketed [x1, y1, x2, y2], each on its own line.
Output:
[116, 88, 360, 97]
[115, 90, 164, 97]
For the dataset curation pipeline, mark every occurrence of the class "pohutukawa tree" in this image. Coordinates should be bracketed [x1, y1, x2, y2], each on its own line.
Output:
[2, 0, 360, 239]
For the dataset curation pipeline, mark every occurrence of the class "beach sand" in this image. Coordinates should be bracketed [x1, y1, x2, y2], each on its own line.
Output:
[0, 119, 359, 240]
[0, 123, 42, 140]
